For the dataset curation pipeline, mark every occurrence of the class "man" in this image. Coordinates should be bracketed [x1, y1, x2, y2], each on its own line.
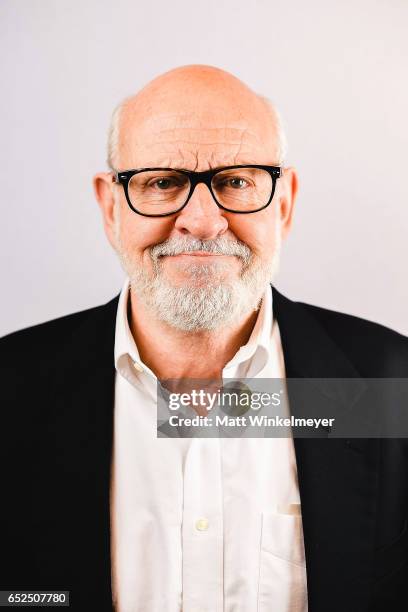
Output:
[1, 65, 407, 612]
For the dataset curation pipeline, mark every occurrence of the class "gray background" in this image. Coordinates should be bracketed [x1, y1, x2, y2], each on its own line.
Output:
[1, 0, 407, 337]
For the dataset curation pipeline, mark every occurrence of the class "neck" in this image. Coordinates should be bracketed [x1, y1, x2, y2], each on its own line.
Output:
[127, 288, 262, 382]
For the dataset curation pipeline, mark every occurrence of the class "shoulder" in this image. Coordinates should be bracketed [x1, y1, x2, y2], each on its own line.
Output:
[0, 296, 119, 366]
[271, 285, 408, 377]
[299, 300, 408, 376]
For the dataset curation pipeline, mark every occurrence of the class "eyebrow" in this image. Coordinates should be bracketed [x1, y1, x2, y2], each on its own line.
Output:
[136, 160, 265, 172]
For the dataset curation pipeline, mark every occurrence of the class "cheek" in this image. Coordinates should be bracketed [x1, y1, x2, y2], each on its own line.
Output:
[119, 210, 172, 259]
[228, 212, 278, 258]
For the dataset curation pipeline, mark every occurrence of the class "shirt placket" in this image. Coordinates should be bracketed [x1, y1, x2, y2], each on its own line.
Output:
[182, 437, 224, 612]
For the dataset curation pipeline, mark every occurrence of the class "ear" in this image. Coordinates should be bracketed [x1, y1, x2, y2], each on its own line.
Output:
[277, 166, 298, 239]
[93, 172, 119, 249]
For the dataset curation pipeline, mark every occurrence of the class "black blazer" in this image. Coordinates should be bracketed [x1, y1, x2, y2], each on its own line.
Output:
[1, 286, 408, 612]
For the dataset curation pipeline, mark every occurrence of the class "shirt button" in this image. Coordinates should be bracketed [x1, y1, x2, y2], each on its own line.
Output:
[195, 518, 209, 531]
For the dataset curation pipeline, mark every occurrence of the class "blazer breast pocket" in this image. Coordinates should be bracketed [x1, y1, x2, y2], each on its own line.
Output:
[258, 511, 308, 612]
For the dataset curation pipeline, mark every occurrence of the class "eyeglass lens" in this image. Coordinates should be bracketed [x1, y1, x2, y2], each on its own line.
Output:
[126, 168, 273, 215]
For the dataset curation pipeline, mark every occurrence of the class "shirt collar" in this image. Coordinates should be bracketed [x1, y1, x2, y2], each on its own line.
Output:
[114, 278, 156, 385]
[223, 279, 273, 374]
[114, 277, 274, 380]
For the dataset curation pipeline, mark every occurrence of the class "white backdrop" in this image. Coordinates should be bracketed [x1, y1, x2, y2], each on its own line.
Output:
[1, 0, 407, 336]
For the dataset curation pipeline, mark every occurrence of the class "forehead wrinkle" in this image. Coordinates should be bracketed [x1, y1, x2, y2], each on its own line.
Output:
[232, 127, 248, 166]
[121, 122, 275, 169]
[129, 126, 263, 147]
[124, 149, 197, 170]
[123, 145, 269, 171]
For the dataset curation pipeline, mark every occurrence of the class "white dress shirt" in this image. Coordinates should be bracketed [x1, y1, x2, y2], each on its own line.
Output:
[111, 278, 308, 612]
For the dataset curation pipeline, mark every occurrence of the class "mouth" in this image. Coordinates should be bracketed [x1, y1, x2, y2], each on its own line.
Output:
[166, 252, 232, 258]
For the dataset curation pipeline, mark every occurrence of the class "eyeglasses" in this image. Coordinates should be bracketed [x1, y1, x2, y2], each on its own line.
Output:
[112, 164, 283, 217]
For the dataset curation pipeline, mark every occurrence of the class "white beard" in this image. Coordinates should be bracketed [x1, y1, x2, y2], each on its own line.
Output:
[114, 206, 281, 332]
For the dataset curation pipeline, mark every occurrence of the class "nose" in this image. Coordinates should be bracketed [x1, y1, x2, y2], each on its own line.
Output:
[173, 182, 229, 239]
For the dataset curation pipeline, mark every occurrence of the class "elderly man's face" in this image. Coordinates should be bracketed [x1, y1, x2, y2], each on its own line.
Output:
[95, 68, 297, 331]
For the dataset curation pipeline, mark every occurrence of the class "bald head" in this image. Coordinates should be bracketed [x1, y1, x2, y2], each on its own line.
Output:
[107, 64, 286, 171]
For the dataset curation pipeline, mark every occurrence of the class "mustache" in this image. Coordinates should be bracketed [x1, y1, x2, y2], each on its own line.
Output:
[150, 237, 252, 265]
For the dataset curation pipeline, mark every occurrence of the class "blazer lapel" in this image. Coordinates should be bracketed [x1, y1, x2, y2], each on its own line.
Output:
[272, 286, 380, 612]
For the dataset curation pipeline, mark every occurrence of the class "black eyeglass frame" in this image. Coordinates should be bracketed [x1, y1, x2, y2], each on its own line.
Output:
[112, 164, 283, 217]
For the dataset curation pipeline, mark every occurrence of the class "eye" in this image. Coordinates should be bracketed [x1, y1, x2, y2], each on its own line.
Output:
[229, 177, 248, 189]
[216, 176, 252, 190]
[150, 177, 181, 190]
